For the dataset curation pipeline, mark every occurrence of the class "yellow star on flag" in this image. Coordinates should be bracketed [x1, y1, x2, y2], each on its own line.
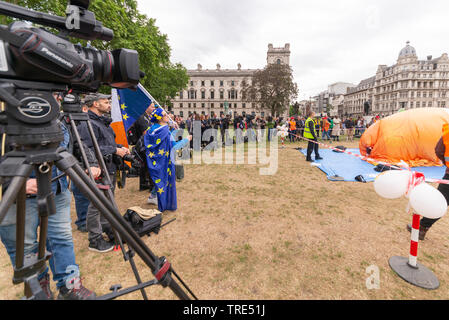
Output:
[159, 149, 165, 156]
[165, 151, 169, 157]
[121, 103, 127, 111]
[123, 113, 129, 121]
[149, 152, 155, 158]
[157, 188, 164, 195]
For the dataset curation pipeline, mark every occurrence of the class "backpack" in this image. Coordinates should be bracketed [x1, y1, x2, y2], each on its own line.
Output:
[123, 207, 162, 238]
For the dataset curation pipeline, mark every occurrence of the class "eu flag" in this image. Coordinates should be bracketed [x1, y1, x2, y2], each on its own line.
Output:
[144, 125, 177, 212]
[116, 84, 153, 132]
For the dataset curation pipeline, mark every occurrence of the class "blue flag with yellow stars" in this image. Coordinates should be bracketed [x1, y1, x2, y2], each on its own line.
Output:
[116, 84, 153, 132]
[144, 124, 177, 212]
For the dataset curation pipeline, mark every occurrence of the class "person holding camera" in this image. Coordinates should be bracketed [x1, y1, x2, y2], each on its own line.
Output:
[0, 115, 99, 300]
[78, 93, 130, 253]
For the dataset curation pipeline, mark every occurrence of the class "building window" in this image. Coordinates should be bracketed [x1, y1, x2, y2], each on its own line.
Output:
[201, 103, 205, 108]
[201, 91, 205, 99]
[210, 91, 215, 99]
[189, 89, 196, 99]
[231, 80, 235, 86]
[220, 91, 224, 99]
[234, 103, 237, 109]
[220, 80, 224, 87]
[242, 103, 246, 109]
[180, 111, 184, 117]
[180, 103, 183, 108]
[220, 103, 224, 109]
[188, 103, 191, 108]
[277, 59, 281, 64]
[179, 91, 183, 99]
[190, 81, 194, 86]
[211, 103, 214, 109]
[201, 80, 205, 87]
[211, 80, 215, 86]
[193, 103, 196, 108]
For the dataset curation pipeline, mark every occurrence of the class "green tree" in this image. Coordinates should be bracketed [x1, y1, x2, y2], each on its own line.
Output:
[241, 63, 298, 117]
[1, 0, 188, 103]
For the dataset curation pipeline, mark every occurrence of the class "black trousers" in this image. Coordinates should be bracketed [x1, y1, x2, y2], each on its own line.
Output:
[306, 139, 320, 160]
[421, 173, 449, 228]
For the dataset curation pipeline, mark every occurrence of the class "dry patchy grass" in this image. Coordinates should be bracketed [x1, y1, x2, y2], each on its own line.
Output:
[1, 138, 449, 300]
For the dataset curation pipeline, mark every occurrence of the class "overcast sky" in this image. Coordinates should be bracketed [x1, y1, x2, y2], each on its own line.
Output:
[137, 0, 449, 101]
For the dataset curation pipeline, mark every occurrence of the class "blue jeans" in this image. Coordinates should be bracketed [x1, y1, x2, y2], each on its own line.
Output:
[322, 130, 331, 140]
[149, 186, 157, 199]
[71, 182, 90, 229]
[0, 190, 78, 289]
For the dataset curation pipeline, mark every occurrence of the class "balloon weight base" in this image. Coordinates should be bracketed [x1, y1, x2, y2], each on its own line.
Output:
[389, 256, 439, 290]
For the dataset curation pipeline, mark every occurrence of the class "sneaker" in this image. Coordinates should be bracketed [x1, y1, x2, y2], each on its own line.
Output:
[57, 279, 96, 300]
[315, 156, 323, 160]
[147, 197, 158, 205]
[39, 273, 54, 300]
[88, 237, 114, 253]
[77, 225, 87, 233]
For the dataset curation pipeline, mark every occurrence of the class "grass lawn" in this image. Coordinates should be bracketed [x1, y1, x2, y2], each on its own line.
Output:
[1, 136, 449, 300]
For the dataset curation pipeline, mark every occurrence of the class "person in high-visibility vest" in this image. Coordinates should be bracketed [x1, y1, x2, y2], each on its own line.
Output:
[407, 125, 449, 240]
[303, 110, 323, 162]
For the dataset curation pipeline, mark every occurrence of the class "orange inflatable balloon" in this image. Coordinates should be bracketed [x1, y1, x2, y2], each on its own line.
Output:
[359, 108, 449, 167]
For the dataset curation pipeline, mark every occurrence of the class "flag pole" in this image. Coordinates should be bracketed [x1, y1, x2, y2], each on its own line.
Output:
[138, 84, 179, 130]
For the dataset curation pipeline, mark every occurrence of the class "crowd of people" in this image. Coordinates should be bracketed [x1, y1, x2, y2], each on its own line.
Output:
[162, 111, 387, 146]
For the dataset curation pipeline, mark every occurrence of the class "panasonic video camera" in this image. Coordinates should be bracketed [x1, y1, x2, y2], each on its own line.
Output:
[0, 0, 144, 146]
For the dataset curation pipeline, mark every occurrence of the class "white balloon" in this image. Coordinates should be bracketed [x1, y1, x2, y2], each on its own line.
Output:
[409, 183, 448, 219]
[373, 170, 412, 199]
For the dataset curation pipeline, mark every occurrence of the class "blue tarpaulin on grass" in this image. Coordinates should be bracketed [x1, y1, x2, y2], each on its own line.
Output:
[299, 148, 446, 182]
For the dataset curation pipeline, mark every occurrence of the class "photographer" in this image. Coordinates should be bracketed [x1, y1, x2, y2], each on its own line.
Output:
[77, 93, 130, 253]
[0, 108, 98, 300]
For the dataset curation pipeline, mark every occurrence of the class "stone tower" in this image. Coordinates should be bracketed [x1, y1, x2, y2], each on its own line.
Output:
[267, 43, 291, 66]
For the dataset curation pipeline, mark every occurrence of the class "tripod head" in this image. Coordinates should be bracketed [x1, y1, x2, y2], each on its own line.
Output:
[0, 79, 67, 148]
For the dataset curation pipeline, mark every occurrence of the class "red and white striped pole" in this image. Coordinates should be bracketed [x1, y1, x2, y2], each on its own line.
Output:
[408, 212, 421, 268]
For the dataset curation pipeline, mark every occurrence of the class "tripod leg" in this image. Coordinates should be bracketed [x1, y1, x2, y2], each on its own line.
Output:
[67, 119, 149, 299]
[0, 175, 30, 225]
[55, 152, 191, 300]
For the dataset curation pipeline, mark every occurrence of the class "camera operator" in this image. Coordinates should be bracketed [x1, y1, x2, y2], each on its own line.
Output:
[0, 93, 99, 300]
[77, 93, 130, 253]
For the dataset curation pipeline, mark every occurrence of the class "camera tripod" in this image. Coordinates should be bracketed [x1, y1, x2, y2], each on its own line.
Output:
[0, 80, 197, 300]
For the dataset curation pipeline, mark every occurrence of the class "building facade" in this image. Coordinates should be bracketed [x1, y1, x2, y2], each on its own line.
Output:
[372, 42, 449, 115]
[314, 82, 355, 115]
[343, 76, 375, 117]
[170, 44, 291, 119]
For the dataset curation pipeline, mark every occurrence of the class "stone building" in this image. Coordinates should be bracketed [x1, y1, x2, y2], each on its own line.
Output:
[343, 76, 375, 117]
[170, 44, 291, 119]
[372, 42, 449, 115]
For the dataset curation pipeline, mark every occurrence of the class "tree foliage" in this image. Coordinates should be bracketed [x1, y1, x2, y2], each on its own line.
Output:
[1, 0, 188, 104]
[241, 63, 298, 117]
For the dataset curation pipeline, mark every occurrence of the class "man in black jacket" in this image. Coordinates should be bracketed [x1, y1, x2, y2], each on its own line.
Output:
[78, 93, 130, 253]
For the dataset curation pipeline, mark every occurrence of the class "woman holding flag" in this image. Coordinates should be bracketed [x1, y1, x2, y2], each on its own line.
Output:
[144, 108, 191, 212]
